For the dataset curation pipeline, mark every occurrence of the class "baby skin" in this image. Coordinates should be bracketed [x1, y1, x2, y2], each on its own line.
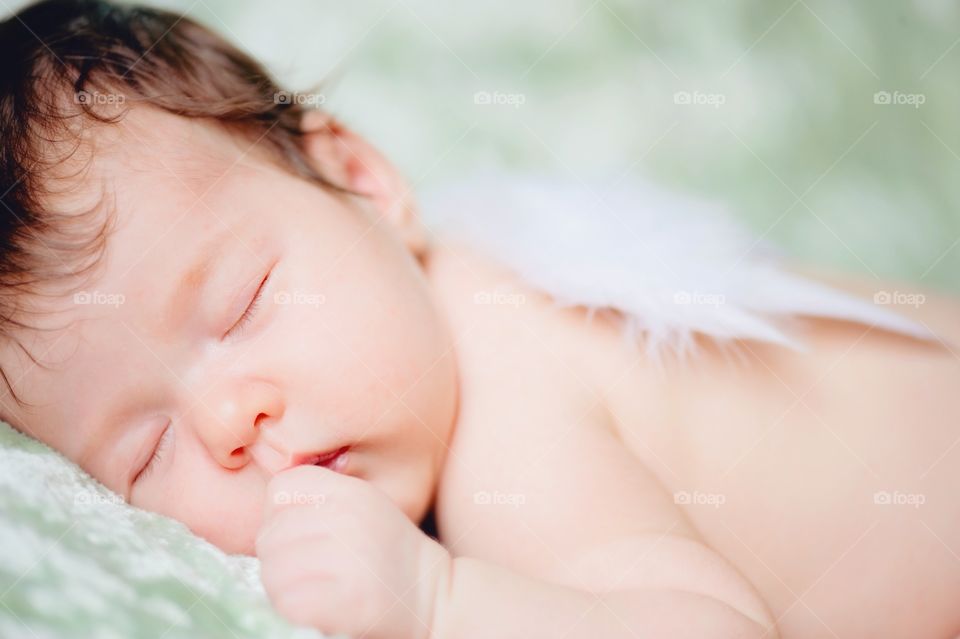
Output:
[6, 107, 960, 639]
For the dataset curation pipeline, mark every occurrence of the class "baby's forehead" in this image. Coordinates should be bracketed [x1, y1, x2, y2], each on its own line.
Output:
[33, 109, 270, 278]
[90, 107, 267, 195]
[78, 110, 287, 278]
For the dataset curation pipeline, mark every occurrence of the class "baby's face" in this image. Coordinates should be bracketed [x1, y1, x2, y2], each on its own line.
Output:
[2, 108, 458, 555]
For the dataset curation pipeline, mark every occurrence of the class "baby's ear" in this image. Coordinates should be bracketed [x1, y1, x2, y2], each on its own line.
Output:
[299, 109, 426, 256]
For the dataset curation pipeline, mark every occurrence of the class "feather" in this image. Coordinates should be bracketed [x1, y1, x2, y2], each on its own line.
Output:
[420, 175, 937, 360]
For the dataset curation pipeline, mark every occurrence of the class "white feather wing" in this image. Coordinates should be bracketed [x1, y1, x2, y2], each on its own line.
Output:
[420, 176, 936, 358]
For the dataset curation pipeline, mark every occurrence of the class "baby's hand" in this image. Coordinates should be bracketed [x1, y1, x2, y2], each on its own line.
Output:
[256, 465, 450, 639]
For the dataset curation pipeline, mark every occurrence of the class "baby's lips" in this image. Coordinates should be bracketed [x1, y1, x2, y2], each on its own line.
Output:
[286, 446, 351, 473]
[264, 447, 351, 515]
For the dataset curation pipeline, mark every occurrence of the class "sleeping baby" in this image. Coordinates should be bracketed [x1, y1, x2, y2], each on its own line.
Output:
[1, 1, 958, 638]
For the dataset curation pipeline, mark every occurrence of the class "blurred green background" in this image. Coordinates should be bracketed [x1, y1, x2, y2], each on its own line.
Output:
[10, 0, 959, 291]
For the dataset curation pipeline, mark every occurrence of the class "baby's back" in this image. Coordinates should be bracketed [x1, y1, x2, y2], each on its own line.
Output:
[430, 243, 960, 638]
[646, 273, 960, 638]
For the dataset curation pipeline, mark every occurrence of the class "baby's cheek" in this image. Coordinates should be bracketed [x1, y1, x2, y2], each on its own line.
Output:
[151, 462, 268, 556]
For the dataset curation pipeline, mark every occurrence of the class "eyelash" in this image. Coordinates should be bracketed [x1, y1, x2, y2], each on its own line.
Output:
[134, 423, 172, 484]
[226, 271, 271, 338]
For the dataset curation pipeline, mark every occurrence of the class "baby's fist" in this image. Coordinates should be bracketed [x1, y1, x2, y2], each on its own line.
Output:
[256, 465, 450, 639]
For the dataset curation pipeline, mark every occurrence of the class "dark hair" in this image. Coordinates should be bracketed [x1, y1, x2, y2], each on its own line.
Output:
[0, 0, 340, 410]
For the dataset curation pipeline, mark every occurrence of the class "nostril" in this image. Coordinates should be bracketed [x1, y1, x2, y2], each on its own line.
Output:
[229, 446, 245, 458]
[254, 412, 268, 429]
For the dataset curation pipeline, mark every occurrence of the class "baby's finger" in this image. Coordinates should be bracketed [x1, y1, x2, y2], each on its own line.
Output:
[259, 538, 364, 634]
[255, 502, 334, 555]
[269, 577, 360, 636]
[259, 536, 340, 593]
[263, 463, 342, 518]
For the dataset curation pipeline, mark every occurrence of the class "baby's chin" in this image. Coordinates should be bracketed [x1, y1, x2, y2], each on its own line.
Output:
[353, 449, 438, 526]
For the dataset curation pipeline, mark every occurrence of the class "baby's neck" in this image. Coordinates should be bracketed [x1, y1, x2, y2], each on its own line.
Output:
[419, 238, 673, 535]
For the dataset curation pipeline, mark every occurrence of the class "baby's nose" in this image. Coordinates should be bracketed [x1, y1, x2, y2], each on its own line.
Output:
[190, 379, 285, 470]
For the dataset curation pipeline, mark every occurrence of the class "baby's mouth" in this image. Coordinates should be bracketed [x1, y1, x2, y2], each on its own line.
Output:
[290, 446, 350, 473]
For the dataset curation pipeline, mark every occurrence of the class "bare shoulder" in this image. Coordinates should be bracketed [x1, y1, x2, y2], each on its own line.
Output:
[427, 240, 758, 584]
[424, 238, 649, 388]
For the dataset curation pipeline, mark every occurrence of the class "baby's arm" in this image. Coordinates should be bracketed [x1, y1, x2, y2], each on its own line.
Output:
[434, 536, 775, 638]
[432, 423, 777, 638]
[258, 426, 778, 639]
